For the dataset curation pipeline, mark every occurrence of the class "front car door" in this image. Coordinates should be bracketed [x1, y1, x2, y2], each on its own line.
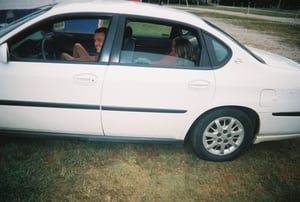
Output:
[0, 14, 116, 136]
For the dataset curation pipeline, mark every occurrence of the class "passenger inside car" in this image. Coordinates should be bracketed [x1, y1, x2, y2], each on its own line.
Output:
[154, 37, 195, 66]
[174, 37, 196, 65]
[60, 27, 107, 62]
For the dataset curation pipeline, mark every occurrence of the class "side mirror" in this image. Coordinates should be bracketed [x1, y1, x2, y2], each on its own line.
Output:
[0, 43, 8, 64]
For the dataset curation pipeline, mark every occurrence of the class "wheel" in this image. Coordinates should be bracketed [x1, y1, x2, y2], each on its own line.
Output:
[190, 108, 254, 161]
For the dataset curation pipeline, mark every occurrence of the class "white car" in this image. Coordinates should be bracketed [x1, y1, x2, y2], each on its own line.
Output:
[0, 0, 299, 161]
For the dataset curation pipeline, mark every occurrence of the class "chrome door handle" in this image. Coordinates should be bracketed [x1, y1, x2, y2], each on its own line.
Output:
[74, 73, 98, 85]
[188, 80, 210, 89]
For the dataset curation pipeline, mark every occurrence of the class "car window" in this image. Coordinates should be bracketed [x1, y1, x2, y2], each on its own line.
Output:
[8, 16, 111, 62]
[54, 19, 110, 34]
[204, 20, 265, 64]
[203, 32, 232, 68]
[0, 7, 51, 38]
[119, 19, 202, 68]
[127, 21, 171, 38]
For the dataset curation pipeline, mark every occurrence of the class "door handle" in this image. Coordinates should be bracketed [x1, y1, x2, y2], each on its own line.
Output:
[74, 73, 98, 85]
[188, 80, 210, 89]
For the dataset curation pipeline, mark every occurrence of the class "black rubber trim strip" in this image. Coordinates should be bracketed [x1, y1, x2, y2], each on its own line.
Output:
[0, 130, 183, 145]
[0, 100, 187, 113]
[0, 100, 99, 110]
[102, 105, 187, 114]
[272, 112, 300, 117]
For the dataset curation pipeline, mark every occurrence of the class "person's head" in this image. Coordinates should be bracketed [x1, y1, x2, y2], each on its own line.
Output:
[173, 37, 195, 62]
[94, 27, 107, 53]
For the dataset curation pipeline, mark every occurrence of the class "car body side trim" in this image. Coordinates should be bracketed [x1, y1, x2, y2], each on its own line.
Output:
[0, 100, 100, 110]
[102, 105, 187, 114]
[254, 133, 300, 144]
[0, 130, 184, 145]
[0, 100, 187, 114]
[272, 112, 300, 117]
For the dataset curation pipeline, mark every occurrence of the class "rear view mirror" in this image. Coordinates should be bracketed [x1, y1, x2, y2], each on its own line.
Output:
[0, 43, 8, 64]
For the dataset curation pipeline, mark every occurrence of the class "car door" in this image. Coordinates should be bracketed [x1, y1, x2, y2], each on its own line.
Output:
[101, 18, 216, 140]
[0, 15, 116, 136]
[0, 61, 105, 135]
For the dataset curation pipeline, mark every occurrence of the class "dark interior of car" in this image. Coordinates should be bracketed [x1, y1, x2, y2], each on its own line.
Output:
[8, 17, 202, 67]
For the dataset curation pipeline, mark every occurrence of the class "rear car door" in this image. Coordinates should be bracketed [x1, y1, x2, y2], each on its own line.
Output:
[101, 17, 216, 140]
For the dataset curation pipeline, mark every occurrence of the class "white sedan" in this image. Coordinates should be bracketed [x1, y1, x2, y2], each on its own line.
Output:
[0, 0, 299, 161]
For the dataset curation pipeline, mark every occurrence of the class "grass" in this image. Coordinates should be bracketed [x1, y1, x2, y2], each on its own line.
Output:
[1, 136, 300, 201]
[1, 8, 300, 202]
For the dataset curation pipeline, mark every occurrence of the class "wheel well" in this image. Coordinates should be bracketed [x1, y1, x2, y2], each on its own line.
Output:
[185, 106, 260, 141]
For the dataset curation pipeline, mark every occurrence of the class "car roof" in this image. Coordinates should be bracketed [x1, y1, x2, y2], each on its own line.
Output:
[50, 0, 206, 27]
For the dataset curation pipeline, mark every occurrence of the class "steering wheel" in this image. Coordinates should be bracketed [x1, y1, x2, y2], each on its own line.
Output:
[41, 33, 56, 60]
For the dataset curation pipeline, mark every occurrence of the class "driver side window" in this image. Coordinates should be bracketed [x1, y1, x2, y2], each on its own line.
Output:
[9, 29, 49, 60]
[8, 17, 111, 62]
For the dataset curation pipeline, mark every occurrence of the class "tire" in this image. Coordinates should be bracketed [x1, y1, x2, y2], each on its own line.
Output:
[190, 108, 254, 161]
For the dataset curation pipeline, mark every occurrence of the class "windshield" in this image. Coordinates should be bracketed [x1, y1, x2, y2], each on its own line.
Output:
[0, 6, 52, 38]
[204, 20, 265, 64]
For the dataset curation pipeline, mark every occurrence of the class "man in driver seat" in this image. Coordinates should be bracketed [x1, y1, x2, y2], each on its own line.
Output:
[61, 27, 107, 62]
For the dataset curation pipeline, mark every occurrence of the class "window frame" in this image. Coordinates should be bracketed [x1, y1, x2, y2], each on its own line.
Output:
[202, 31, 233, 69]
[6, 13, 118, 64]
[109, 14, 211, 70]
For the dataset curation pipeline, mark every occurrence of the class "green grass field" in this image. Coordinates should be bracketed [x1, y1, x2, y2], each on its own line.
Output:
[1, 7, 300, 202]
[1, 137, 300, 201]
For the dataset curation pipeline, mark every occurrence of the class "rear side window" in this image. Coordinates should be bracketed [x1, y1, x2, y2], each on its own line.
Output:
[203, 32, 232, 68]
[127, 21, 171, 38]
[204, 19, 265, 64]
[119, 19, 202, 68]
